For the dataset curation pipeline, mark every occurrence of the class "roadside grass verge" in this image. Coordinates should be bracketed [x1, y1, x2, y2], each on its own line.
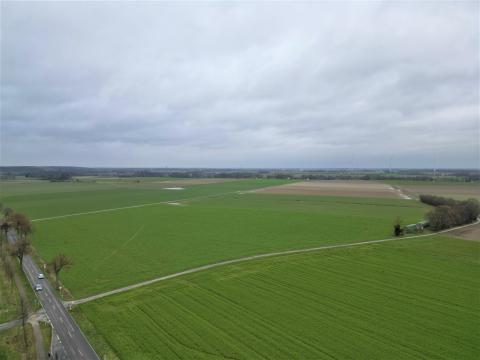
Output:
[0, 258, 19, 324]
[75, 235, 480, 360]
[0, 324, 35, 360]
[39, 323, 51, 356]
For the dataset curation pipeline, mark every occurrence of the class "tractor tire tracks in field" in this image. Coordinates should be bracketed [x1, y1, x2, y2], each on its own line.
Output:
[68, 220, 479, 306]
[30, 190, 252, 223]
[93, 224, 146, 271]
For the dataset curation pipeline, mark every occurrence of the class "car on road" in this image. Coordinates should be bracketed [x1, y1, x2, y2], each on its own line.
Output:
[35, 284, 43, 291]
[38, 273, 45, 279]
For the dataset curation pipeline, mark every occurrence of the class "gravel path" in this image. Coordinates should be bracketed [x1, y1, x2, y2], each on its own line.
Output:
[69, 219, 479, 306]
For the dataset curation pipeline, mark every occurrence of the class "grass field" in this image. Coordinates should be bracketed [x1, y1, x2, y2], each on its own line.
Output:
[74, 235, 479, 359]
[1, 178, 477, 359]
[31, 192, 426, 298]
[0, 325, 35, 360]
[0, 179, 290, 219]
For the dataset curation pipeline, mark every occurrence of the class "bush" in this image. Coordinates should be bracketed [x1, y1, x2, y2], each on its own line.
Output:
[419, 194, 457, 207]
[425, 197, 480, 231]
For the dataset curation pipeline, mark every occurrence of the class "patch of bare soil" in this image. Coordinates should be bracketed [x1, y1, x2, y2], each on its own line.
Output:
[401, 185, 480, 199]
[256, 181, 399, 198]
[450, 223, 480, 241]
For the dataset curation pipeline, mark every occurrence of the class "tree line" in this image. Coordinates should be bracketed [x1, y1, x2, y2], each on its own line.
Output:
[0, 204, 73, 288]
[419, 195, 480, 231]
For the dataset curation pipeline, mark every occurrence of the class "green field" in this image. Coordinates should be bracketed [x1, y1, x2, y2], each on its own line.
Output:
[31, 192, 426, 298]
[1, 178, 477, 359]
[0, 179, 288, 219]
[74, 235, 479, 359]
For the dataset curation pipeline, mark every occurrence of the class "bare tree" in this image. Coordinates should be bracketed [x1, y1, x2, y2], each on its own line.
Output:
[0, 219, 11, 256]
[10, 213, 32, 240]
[9, 238, 31, 266]
[49, 253, 73, 288]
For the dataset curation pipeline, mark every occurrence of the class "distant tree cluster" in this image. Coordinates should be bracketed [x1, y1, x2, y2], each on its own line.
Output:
[2, 165, 478, 182]
[420, 195, 480, 231]
[0, 173, 15, 180]
[42, 172, 73, 182]
[419, 195, 458, 207]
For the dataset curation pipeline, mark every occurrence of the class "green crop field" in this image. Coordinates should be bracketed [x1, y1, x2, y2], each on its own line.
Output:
[1, 178, 477, 360]
[74, 235, 479, 359]
[0, 179, 289, 219]
[31, 192, 426, 298]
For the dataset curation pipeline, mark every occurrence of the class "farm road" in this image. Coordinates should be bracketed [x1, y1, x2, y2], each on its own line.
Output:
[69, 219, 479, 306]
[7, 231, 100, 359]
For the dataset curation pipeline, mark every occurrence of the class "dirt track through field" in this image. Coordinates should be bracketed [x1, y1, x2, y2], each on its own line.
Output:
[449, 222, 480, 241]
[68, 219, 479, 306]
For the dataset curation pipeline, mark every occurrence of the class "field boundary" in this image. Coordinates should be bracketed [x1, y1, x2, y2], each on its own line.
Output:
[30, 189, 249, 222]
[31, 183, 421, 222]
[68, 219, 479, 306]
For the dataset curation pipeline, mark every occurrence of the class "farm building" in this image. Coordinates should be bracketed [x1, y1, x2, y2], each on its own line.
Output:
[405, 220, 429, 233]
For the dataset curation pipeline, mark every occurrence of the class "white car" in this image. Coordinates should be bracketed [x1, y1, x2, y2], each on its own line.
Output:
[34, 284, 43, 291]
[38, 273, 45, 279]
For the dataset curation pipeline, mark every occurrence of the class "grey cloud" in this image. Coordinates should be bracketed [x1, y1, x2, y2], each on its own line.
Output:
[1, 1, 478, 168]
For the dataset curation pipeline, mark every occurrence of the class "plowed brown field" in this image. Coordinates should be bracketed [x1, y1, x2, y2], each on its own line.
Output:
[400, 184, 480, 200]
[255, 180, 400, 198]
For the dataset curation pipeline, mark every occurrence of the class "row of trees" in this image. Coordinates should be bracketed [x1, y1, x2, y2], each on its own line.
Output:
[420, 195, 480, 231]
[0, 204, 73, 288]
[0, 205, 73, 355]
[0, 207, 32, 353]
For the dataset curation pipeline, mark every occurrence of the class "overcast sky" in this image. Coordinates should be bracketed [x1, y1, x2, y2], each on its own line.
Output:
[1, 1, 478, 169]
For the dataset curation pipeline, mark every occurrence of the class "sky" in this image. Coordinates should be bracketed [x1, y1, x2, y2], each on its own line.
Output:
[1, 1, 479, 169]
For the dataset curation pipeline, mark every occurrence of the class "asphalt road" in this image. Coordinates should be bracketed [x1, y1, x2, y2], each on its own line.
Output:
[7, 231, 99, 360]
